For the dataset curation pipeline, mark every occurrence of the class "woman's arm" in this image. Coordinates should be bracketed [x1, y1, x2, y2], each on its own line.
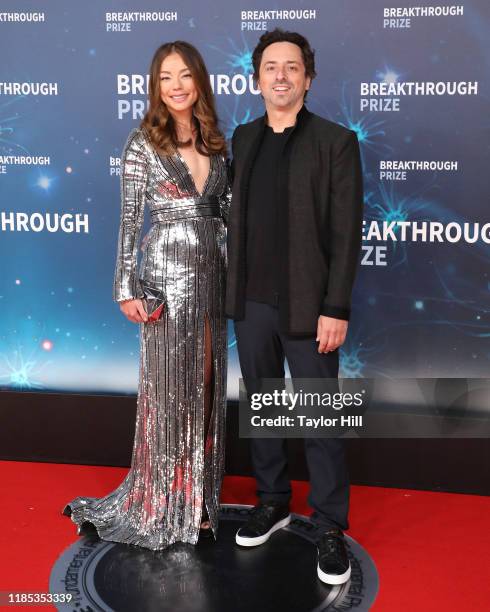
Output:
[113, 128, 149, 303]
[219, 156, 233, 225]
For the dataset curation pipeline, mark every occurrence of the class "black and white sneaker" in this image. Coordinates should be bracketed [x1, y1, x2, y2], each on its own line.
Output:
[235, 501, 291, 547]
[317, 528, 351, 585]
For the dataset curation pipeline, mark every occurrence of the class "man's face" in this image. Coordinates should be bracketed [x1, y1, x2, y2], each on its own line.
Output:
[257, 41, 311, 111]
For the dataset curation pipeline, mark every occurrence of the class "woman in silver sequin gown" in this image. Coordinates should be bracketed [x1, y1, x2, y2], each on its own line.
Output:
[62, 42, 230, 550]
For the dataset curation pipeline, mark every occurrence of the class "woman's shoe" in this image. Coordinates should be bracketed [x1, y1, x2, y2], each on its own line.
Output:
[199, 507, 214, 540]
[199, 524, 214, 539]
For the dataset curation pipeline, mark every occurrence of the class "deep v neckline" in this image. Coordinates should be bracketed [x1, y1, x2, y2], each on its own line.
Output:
[176, 148, 213, 198]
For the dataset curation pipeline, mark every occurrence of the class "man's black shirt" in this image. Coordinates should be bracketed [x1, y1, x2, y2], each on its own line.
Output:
[245, 124, 293, 305]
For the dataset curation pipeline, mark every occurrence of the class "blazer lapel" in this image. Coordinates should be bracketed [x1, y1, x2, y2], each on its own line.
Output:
[230, 116, 266, 318]
[237, 115, 267, 212]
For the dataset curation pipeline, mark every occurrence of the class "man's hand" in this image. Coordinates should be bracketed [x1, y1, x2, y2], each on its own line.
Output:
[316, 315, 348, 353]
[119, 298, 149, 324]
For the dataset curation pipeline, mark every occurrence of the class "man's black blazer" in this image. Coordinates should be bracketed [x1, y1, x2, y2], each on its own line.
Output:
[225, 104, 364, 336]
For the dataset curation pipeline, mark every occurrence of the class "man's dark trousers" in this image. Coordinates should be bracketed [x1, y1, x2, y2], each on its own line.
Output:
[235, 300, 350, 532]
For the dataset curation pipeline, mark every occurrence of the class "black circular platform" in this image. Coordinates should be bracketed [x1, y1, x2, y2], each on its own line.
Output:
[51, 504, 378, 611]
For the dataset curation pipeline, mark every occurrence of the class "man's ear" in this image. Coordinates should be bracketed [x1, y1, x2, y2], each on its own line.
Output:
[305, 75, 312, 91]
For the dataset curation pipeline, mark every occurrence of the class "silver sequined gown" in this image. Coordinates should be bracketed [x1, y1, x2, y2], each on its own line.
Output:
[62, 127, 230, 549]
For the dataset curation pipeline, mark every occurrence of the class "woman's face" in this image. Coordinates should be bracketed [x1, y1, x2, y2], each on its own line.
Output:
[159, 52, 198, 115]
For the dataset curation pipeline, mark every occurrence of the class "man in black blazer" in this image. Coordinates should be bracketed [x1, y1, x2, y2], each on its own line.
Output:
[226, 29, 363, 585]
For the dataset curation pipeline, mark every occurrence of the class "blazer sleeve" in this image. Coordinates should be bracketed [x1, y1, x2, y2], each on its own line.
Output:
[320, 129, 364, 321]
[220, 124, 241, 225]
[229, 125, 239, 184]
[113, 128, 149, 303]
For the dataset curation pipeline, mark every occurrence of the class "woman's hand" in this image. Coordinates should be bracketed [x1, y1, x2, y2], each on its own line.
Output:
[119, 298, 149, 324]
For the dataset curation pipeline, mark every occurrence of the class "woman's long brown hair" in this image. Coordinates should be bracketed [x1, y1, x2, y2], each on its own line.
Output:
[141, 41, 226, 157]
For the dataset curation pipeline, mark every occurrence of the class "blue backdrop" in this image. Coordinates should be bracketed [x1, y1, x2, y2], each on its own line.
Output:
[0, 0, 489, 397]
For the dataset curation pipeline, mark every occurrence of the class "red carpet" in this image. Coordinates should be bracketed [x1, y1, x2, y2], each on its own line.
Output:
[1, 460, 489, 611]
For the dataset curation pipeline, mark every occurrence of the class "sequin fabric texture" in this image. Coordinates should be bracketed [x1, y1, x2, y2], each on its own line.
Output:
[62, 127, 231, 549]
